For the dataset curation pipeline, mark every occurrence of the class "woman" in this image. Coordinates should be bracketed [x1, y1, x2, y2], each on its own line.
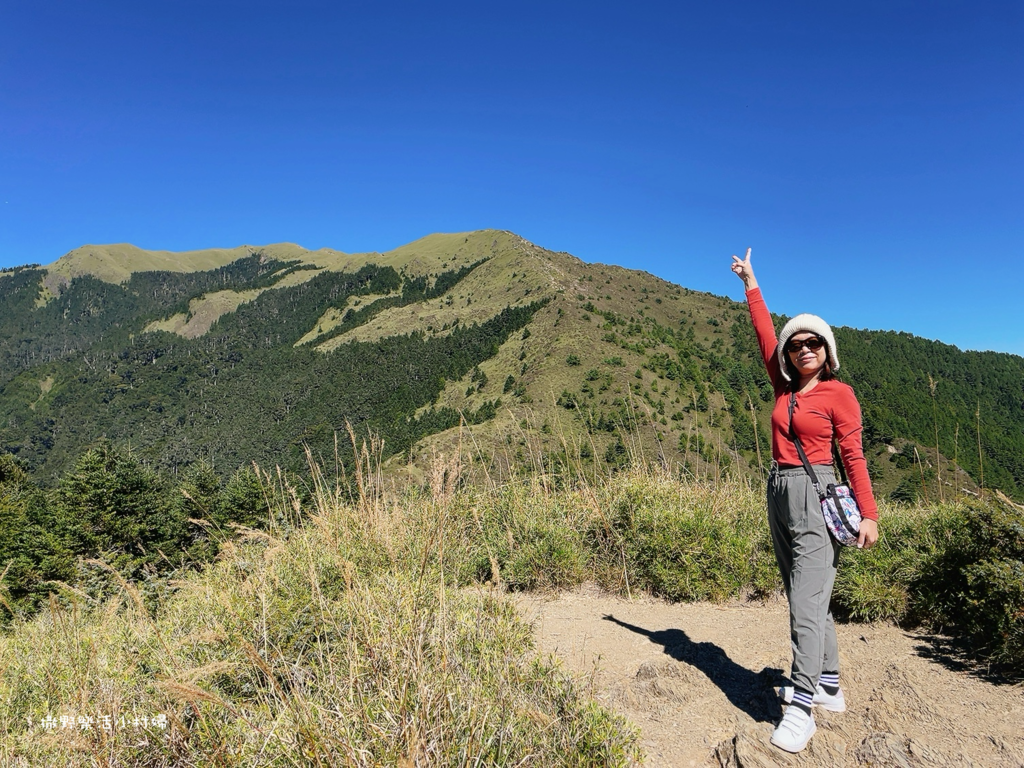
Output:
[731, 248, 878, 753]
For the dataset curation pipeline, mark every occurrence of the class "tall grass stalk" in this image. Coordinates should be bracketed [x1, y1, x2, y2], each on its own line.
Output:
[953, 422, 960, 496]
[747, 395, 765, 486]
[976, 399, 985, 494]
[929, 374, 943, 503]
[914, 445, 930, 504]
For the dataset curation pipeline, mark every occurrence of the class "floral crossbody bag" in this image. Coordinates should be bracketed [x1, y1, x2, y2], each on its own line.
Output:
[787, 391, 863, 546]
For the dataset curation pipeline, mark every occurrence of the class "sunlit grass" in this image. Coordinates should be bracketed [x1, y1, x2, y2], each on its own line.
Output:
[1, 433, 1020, 764]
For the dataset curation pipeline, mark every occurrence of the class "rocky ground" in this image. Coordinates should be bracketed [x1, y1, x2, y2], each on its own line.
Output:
[516, 586, 1024, 767]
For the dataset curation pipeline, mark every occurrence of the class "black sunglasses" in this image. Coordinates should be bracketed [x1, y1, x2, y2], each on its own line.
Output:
[786, 337, 825, 353]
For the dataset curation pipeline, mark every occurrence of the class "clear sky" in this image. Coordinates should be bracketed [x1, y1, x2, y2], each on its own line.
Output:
[1, 1, 1021, 354]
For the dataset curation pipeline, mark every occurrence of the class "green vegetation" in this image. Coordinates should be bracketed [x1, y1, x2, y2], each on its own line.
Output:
[2, 236, 1024, 509]
[832, 492, 1024, 673]
[0, 440, 1022, 764]
[0, 459, 640, 766]
[0, 445, 271, 618]
[837, 327, 1024, 498]
[0, 257, 542, 481]
[6, 437, 1021, 676]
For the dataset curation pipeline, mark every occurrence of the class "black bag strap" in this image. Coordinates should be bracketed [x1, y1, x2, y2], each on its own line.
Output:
[787, 392, 825, 500]
[788, 392, 860, 539]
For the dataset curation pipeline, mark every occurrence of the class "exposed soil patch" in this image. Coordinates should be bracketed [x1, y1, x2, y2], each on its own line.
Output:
[516, 586, 1024, 767]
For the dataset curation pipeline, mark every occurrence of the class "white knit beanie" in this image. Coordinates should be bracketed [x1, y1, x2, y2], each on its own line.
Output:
[777, 314, 839, 382]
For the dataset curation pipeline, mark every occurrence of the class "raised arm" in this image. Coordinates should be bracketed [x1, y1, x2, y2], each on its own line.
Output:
[732, 249, 783, 390]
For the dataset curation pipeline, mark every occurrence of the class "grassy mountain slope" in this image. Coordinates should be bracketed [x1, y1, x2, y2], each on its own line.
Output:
[1, 230, 1022, 501]
[43, 242, 316, 291]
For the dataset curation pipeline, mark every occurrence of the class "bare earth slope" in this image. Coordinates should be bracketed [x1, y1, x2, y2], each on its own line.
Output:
[517, 587, 1024, 767]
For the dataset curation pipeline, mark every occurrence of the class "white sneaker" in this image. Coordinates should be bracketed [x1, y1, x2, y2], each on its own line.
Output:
[779, 683, 847, 712]
[770, 705, 816, 753]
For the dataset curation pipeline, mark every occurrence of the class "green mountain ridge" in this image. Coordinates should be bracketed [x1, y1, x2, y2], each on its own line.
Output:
[1, 229, 1021, 502]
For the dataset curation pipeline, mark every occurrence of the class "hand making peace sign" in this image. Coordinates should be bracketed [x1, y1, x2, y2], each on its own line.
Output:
[730, 247, 757, 290]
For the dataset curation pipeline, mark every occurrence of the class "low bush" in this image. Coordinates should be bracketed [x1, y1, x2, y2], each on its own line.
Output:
[833, 495, 1024, 674]
[588, 472, 777, 601]
[832, 503, 932, 622]
[910, 497, 1024, 671]
[468, 479, 591, 592]
[0, 481, 640, 766]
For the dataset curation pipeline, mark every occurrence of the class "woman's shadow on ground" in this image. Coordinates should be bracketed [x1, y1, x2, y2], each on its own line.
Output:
[603, 614, 785, 723]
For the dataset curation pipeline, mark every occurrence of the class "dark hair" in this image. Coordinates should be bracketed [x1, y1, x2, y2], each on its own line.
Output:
[784, 341, 837, 390]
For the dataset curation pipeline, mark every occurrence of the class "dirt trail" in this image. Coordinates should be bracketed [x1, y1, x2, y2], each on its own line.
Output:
[516, 586, 1024, 767]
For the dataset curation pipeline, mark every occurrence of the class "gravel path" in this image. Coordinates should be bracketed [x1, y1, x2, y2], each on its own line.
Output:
[516, 586, 1024, 767]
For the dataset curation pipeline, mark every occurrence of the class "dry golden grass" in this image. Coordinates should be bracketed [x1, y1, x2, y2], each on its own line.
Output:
[2, 417, 1019, 766]
[144, 289, 267, 338]
[0, 444, 641, 767]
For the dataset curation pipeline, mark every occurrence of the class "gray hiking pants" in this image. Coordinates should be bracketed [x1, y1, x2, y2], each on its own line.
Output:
[767, 464, 841, 695]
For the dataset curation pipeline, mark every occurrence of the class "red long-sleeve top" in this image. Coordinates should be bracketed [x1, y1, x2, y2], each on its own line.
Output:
[746, 287, 878, 520]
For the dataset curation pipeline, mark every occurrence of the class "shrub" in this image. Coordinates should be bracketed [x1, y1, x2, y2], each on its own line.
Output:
[832, 495, 1024, 674]
[910, 498, 1024, 672]
[50, 443, 179, 582]
[832, 503, 931, 622]
[588, 473, 777, 601]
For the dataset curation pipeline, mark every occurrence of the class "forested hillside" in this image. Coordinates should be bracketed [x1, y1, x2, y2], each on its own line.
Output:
[0, 254, 536, 480]
[838, 328, 1024, 500]
[0, 230, 1021, 504]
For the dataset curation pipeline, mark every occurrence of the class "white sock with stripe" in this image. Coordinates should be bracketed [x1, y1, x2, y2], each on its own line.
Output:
[819, 672, 840, 695]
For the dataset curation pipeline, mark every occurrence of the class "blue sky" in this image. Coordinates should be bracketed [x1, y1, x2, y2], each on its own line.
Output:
[1, 1, 1021, 354]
